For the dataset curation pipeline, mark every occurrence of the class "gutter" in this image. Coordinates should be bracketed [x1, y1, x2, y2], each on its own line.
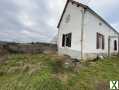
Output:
[108, 36, 111, 56]
[81, 8, 86, 59]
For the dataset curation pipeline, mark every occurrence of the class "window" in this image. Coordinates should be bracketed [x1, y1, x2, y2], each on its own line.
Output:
[114, 40, 117, 51]
[62, 33, 72, 47]
[96, 33, 105, 49]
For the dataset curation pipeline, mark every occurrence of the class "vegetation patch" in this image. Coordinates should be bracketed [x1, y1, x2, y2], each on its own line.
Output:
[0, 54, 119, 90]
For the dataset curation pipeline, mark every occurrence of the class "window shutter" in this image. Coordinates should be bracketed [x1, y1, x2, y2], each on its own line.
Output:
[62, 33, 72, 47]
[68, 33, 72, 47]
[102, 36, 105, 49]
[62, 34, 65, 47]
[97, 33, 99, 49]
[97, 33, 105, 49]
[114, 40, 117, 51]
[66, 34, 68, 47]
[66, 33, 72, 47]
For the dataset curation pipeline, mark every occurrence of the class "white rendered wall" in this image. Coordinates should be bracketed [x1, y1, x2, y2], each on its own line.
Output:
[83, 10, 118, 59]
[58, 2, 84, 59]
[58, 2, 119, 60]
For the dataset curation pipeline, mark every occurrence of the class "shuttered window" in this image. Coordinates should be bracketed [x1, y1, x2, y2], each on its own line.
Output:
[96, 33, 105, 49]
[66, 33, 72, 47]
[114, 40, 117, 51]
[62, 33, 72, 47]
[62, 34, 65, 47]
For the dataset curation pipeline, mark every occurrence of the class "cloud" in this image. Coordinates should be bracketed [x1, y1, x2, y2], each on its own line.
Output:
[0, 0, 66, 42]
[0, 0, 118, 43]
[88, 0, 119, 30]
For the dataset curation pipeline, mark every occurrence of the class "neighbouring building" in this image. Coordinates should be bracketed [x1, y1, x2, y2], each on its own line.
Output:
[57, 0, 119, 60]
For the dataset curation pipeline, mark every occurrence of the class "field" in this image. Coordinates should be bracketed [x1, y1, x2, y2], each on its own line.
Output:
[0, 54, 119, 90]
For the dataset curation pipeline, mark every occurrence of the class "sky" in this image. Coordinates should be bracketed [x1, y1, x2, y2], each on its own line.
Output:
[0, 0, 119, 43]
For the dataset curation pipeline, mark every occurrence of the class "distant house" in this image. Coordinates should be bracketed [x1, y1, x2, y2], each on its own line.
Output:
[51, 35, 57, 44]
[57, 0, 119, 60]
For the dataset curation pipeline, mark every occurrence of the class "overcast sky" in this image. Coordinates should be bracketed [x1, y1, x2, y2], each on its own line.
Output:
[0, 0, 119, 43]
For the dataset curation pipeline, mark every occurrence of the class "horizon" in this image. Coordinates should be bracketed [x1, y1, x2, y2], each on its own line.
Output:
[0, 0, 119, 42]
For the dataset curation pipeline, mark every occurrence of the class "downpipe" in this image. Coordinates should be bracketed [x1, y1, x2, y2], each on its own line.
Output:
[81, 8, 86, 60]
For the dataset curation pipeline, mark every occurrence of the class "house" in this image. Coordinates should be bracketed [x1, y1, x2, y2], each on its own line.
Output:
[57, 0, 119, 60]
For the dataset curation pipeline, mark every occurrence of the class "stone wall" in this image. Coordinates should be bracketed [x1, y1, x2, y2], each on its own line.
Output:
[0, 43, 57, 54]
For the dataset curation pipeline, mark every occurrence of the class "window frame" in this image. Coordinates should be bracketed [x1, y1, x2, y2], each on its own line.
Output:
[114, 40, 117, 51]
[96, 32, 105, 50]
[62, 33, 72, 47]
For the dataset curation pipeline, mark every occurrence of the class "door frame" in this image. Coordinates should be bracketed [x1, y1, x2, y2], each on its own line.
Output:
[108, 36, 119, 56]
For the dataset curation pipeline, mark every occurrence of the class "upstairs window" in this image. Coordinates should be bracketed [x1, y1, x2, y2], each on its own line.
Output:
[65, 14, 71, 23]
[114, 40, 117, 51]
[62, 33, 72, 47]
[96, 33, 105, 49]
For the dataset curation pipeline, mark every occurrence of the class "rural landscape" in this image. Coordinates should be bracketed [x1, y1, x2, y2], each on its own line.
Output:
[0, 0, 119, 90]
[0, 42, 119, 90]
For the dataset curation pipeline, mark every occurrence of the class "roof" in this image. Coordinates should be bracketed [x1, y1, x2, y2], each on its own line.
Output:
[57, 0, 119, 34]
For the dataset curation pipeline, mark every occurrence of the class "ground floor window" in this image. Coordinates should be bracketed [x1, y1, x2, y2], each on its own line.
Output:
[114, 40, 117, 51]
[62, 33, 72, 47]
[96, 33, 105, 49]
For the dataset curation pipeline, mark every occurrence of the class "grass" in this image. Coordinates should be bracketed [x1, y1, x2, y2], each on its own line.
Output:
[0, 54, 119, 90]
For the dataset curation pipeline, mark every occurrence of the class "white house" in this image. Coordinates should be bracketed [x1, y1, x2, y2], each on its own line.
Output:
[57, 0, 119, 60]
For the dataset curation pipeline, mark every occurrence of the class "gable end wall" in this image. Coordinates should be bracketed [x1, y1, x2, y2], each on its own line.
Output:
[83, 10, 119, 59]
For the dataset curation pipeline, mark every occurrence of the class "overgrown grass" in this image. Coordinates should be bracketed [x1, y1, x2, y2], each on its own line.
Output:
[0, 54, 119, 90]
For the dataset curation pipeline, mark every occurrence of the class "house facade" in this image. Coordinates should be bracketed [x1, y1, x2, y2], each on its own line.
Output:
[57, 0, 119, 60]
